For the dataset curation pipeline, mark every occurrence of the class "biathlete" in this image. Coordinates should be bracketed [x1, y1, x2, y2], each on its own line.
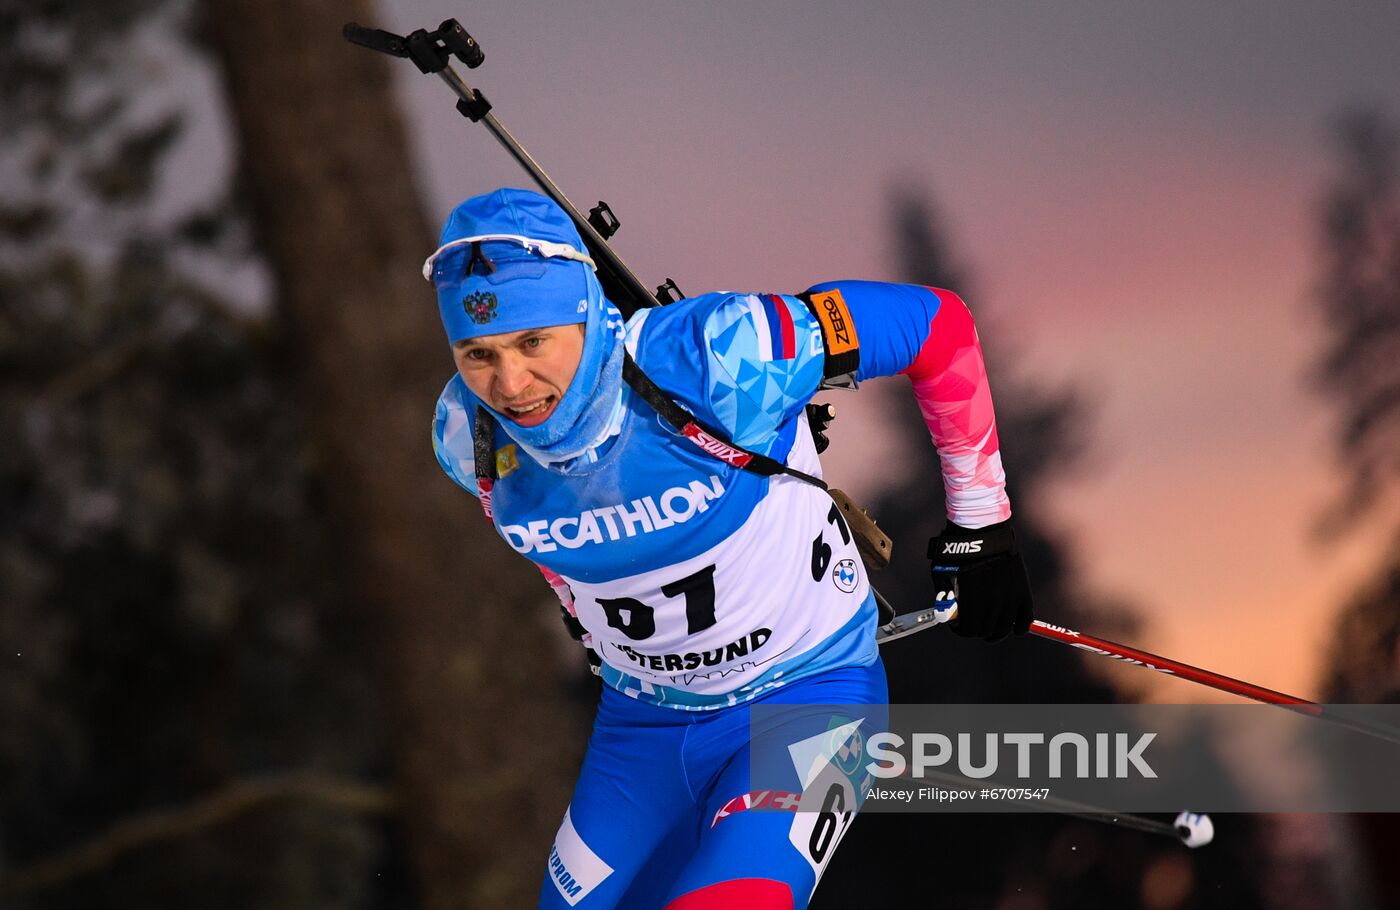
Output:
[427, 188, 1033, 909]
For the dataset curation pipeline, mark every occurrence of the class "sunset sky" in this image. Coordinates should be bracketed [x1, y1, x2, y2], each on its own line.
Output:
[166, 1, 1400, 701]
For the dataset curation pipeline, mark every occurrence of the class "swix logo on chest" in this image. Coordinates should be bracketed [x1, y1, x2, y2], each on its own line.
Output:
[681, 423, 753, 468]
[942, 540, 983, 555]
[500, 475, 727, 554]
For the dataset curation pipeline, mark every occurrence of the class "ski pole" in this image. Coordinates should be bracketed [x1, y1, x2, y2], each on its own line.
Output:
[876, 595, 1400, 746]
[903, 766, 1213, 847]
[1068, 809, 1214, 848]
[877, 597, 1307, 704]
[1026, 619, 1310, 704]
[1027, 617, 1400, 747]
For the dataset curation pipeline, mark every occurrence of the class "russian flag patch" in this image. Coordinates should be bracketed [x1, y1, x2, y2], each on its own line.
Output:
[746, 293, 797, 361]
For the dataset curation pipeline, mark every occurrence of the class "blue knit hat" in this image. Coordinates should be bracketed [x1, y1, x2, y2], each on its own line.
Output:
[424, 188, 600, 344]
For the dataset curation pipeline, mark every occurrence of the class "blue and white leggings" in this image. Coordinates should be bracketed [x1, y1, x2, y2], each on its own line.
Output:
[539, 658, 888, 910]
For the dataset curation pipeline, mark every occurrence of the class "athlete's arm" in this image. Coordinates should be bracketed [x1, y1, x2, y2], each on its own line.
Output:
[805, 280, 1030, 641]
[805, 280, 1011, 530]
[693, 283, 1010, 529]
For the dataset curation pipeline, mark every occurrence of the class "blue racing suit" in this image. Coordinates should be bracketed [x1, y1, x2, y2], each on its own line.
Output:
[432, 281, 1010, 908]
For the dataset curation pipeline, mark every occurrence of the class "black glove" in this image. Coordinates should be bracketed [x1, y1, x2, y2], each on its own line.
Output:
[927, 519, 1034, 643]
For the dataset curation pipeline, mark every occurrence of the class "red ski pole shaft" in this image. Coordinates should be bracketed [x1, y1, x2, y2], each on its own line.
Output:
[898, 598, 1400, 746]
[1027, 619, 1315, 707]
[880, 592, 1400, 746]
[916, 600, 1317, 707]
[1026, 619, 1400, 747]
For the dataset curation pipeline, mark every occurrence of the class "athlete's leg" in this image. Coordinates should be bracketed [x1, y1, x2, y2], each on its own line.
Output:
[538, 688, 698, 909]
[613, 810, 700, 909]
[660, 659, 889, 910]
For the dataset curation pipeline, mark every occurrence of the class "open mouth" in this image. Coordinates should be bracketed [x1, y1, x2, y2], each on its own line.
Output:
[504, 396, 556, 424]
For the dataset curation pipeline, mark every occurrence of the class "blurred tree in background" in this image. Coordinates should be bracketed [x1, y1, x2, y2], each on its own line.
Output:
[1315, 109, 1400, 705]
[201, 0, 586, 906]
[1313, 107, 1400, 910]
[2, 0, 585, 906]
[0, 1, 388, 906]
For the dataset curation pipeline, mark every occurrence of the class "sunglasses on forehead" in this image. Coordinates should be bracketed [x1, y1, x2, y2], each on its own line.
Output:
[423, 233, 597, 283]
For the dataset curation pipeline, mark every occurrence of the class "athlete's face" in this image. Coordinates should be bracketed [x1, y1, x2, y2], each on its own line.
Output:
[453, 324, 586, 427]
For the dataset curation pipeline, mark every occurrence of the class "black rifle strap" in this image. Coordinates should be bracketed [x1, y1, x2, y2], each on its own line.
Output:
[473, 405, 497, 486]
[621, 351, 827, 489]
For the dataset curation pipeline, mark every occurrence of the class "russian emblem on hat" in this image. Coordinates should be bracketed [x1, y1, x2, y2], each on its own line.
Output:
[463, 291, 498, 324]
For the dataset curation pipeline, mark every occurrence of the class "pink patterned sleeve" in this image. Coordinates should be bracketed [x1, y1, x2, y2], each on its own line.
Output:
[900, 288, 1012, 529]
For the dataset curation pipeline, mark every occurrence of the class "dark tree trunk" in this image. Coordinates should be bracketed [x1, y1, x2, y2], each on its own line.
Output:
[201, 2, 582, 905]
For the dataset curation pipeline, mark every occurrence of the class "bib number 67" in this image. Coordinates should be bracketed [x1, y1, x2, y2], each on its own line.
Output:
[811, 502, 852, 581]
